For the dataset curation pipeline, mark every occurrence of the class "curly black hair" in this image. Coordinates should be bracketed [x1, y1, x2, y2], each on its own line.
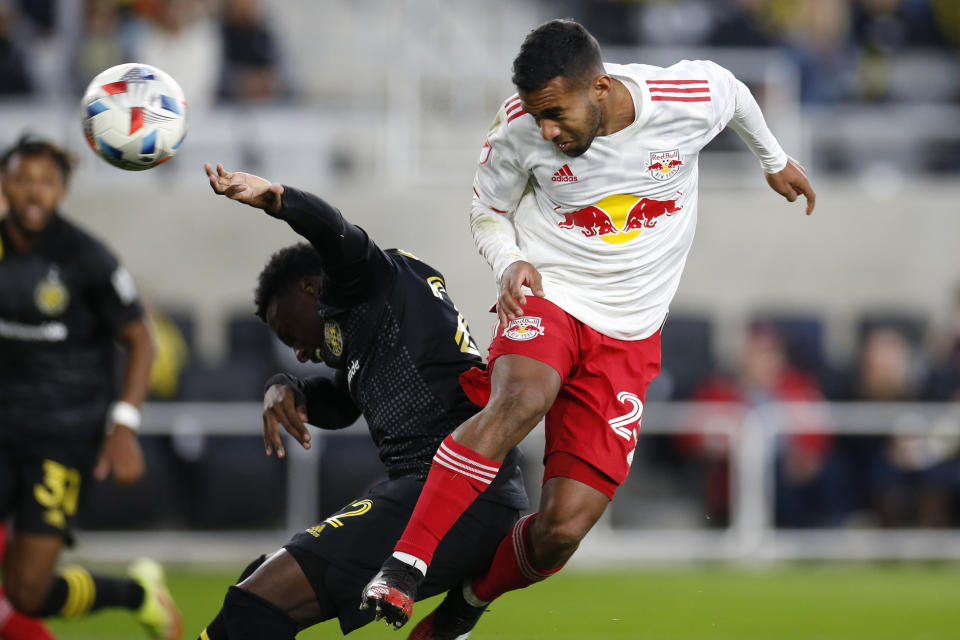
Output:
[512, 19, 603, 94]
[254, 243, 324, 322]
[0, 134, 75, 183]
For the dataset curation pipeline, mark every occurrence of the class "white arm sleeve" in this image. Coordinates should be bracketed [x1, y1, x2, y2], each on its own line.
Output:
[470, 103, 533, 280]
[727, 78, 789, 174]
[470, 196, 527, 281]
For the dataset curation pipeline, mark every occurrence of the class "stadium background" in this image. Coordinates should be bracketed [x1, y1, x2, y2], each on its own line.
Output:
[2, 0, 960, 637]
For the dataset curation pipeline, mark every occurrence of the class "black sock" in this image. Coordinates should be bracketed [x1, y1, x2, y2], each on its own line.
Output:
[199, 555, 269, 640]
[36, 566, 144, 618]
[222, 586, 297, 640]
[200, 611, 228, 640]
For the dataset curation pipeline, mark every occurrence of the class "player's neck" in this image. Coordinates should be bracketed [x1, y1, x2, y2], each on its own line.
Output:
[598, 78, 636, 136]
[1, 215, 47, 254]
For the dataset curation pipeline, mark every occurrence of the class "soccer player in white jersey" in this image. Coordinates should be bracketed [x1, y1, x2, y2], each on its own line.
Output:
[363, 19, 815, 638]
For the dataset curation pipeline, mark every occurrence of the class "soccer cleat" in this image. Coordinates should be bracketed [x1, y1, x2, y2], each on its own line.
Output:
[128, 558, 183, 640]
[360, 557, 425, 629]
[407, 581, 487, 640]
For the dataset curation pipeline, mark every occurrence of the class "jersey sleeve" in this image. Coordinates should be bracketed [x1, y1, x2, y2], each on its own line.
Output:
[470, 105, 531, 279]
[265, 371, 361, 429]
[705, 60, 788, 173]
[274, 187, 397, 302]
[84, 241, 145, 334]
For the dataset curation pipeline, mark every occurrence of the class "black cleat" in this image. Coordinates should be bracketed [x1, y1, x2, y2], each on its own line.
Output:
[361, 557, 425, 629]
[407, 581, 487, 640]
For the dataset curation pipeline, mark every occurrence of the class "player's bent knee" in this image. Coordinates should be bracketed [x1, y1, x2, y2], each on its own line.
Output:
[3, 577, 51, 616]
[528, 515, 588, 560]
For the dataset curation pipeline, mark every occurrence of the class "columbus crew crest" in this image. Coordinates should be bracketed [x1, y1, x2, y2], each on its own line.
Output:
[502, 316, 545, 341]
[35, 266, 69, 316]
[324, 320, 343, 356]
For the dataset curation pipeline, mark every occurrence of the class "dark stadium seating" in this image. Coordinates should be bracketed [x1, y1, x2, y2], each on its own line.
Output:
[655, 314, 714, 400]
[78, 436, 182, 529]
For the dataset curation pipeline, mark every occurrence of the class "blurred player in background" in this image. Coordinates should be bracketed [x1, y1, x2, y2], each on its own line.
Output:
[363, 18, 816, 638]
[0, 136, 180, 639]
[197, 164, 526, 640]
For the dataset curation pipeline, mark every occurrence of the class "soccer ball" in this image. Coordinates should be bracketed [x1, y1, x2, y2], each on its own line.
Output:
[81, 63, 188, 171]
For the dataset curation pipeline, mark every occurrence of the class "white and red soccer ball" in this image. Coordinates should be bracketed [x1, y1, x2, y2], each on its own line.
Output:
[81, 63, 188, 171]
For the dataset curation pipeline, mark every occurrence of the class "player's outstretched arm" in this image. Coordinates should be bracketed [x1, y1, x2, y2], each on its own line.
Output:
[204, 162, 284, 214]
[498, 260, 546, 328]
[765, 158, 816, 215]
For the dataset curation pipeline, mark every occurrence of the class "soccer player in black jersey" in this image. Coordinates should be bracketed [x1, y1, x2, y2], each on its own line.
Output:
[197, 163, 527, 640]
[0, 136, 181, 638]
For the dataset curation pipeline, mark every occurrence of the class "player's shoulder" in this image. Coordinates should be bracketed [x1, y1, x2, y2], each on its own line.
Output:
[49, 215, 117, 263]
[613, 59, 732, 83]
[386, 249, 449, 291]
[386, 248, 440, 276]
[490, 92, 537, 137]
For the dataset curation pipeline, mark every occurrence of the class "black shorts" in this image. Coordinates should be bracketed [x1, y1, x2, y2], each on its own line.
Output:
[0, 430, 101, 545]
[284, 475, 519, 634]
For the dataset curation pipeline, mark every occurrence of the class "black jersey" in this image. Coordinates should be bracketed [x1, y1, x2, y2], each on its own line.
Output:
[0, 215, 144, 438]
[266, 188, 526, 510]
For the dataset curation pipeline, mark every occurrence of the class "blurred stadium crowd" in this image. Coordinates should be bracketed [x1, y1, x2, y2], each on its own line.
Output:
[2, 0, 958, 106]
[2, 0, 960, 537]
[564, 0, 960, 104]
[0, 0, 285, 106]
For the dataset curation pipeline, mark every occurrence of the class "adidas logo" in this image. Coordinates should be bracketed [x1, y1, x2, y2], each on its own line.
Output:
[552, 164, 578, 183]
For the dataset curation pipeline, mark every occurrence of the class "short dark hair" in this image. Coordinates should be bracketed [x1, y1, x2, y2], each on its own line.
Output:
[0, 134, 74, 183]
[512, 19, 603, 94]
[254, 243, 324, 322]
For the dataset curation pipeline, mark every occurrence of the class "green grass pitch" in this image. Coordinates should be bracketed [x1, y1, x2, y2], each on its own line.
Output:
[47, 564, 960, 639]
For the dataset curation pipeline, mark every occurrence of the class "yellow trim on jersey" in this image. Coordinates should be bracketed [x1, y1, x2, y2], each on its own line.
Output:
[200, 629, 211, 640]
[59, 565, 96, 619]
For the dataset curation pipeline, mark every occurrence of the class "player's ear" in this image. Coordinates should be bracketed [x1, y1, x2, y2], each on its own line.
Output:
[300, 275, 322, 297]
[592, 73, 612, 101]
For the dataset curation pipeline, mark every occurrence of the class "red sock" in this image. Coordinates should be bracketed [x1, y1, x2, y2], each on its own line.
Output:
[394, 435, 502, 565]
[0, 588, 55, 640]
[470, 513, 564, 603]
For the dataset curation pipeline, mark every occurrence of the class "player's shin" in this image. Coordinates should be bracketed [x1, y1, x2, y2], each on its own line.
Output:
[35, 566, 144, 618]
[221, 587, 297, 640]
[470, 513, 564, 603]
[393, 435, 502, 566]
[199, 554, 268, 640]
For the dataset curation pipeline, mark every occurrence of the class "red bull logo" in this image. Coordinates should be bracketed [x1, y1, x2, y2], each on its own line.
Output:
[648, 149, 683, 182]
[558, 193, 682, 244]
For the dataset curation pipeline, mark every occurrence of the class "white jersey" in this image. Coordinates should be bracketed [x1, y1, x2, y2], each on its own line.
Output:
[471, 60, 788, 340]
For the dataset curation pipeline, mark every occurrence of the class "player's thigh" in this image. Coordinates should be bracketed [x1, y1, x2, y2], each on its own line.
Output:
[0, 437, 18, 522]
[543, 328, 661, 491]
[238, 549, 323, 625]
[281, 478, 421, 633]
[420, 498, 520, 599]
[11, 435, 99, 546]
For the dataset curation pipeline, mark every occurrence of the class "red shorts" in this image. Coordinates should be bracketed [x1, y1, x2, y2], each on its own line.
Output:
[460, 297, 662, 499]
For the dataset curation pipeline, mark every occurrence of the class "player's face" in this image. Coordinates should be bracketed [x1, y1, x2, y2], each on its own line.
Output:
[520, 75, 604, 157]
[0, 153, 66, 234]
[266, 281, 326, 363]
